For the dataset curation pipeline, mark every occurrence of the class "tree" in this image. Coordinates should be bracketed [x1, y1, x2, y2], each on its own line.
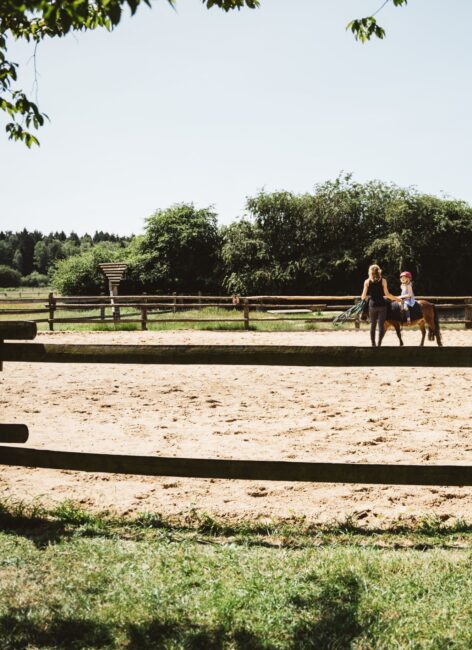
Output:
[33, 240, 50, 274]
[221, 219, 270, 294]
[1, 1, 406, 146]
[127, 203, 222, 293]
[221, 176, 472, 295]
[366, 193, 472, 294]
[0, 238, 14, 266]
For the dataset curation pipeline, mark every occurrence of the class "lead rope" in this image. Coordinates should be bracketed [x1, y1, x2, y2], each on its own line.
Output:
[333, 300, 366, 326]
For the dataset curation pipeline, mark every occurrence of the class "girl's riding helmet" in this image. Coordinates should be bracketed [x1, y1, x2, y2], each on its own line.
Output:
[400, 271, 412, 279]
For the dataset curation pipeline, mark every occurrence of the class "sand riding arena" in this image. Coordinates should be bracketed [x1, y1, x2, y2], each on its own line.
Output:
[1, 328, 472, 526]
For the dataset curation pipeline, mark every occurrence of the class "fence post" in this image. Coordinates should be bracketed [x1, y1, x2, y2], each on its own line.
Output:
[173, 292, 177, 314]
[465, 300, 472, 330]
[111, 283, 120, 322]
[48, 292, 56, 331]
[198, 291, 202, 306]
[243, 298, 250, 331]
[141, 293, 148, 331]
[100, 293, 106, 321]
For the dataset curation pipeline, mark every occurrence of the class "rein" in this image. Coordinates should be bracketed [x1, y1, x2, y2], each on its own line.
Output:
[333, 300, 366, 326]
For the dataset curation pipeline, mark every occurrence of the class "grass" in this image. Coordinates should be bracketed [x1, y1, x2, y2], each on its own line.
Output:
[0, 303, 341, 332]
[2, 500, 472, 648]
[0, 287, 51, 297]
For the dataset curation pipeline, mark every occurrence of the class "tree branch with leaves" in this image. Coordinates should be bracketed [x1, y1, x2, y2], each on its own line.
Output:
[0, 0, 406, 147]
[347, 0, 407, 43]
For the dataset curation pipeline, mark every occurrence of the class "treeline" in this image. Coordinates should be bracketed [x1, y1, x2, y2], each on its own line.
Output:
[6, 176, 472, 295]
[0, 230, 130, 287]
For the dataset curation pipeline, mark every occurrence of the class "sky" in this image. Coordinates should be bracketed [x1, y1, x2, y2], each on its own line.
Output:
[1, 0, 471, 236]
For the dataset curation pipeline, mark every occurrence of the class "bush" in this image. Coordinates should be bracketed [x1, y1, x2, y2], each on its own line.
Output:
[0, 265, 21, 288]
[21, 272, 49, 287]
[50, 244, 123, 295]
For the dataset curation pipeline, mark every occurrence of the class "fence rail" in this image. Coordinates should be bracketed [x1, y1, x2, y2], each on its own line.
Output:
[2, 447, 472, 486]
[2, 342, 472, 367]
[0, 294, 471, 330]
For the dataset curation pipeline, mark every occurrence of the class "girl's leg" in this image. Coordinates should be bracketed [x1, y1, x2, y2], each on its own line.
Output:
[377, 307, 387, 346]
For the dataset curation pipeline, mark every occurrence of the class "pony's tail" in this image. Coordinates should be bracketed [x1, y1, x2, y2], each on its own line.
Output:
[434, 304, 442, 346]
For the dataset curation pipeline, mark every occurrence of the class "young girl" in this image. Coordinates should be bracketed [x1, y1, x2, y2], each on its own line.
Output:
[361, 264, 399, 346]
[399, 271, 415, 324]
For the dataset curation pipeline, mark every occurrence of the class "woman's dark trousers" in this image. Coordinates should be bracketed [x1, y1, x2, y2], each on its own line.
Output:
[369, 306, 387, 346]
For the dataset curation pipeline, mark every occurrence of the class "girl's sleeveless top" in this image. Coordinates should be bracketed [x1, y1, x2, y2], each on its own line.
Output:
[368, 280, 385, 307]
[401, 284, 415, 307]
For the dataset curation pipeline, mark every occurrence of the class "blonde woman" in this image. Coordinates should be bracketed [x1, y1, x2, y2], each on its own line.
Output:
[361, 265, 399, 346]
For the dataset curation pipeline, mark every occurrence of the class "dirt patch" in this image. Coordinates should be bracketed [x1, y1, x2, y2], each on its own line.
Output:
[1, 328, 472, 525]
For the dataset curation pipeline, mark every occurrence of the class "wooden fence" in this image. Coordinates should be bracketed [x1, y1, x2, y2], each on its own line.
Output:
[1, 320, 472, 488]
[0, 293, 471, 330]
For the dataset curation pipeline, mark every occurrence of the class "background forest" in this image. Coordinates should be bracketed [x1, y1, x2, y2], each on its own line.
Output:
[2, 177, 472, 295]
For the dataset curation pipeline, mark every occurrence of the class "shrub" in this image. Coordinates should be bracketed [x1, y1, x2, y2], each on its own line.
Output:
[50, 244, 123, 295]
[0, 265, 21, 287]
[21, 271, 49, 287]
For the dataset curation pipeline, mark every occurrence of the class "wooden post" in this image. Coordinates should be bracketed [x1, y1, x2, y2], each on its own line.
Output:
[243, 299, 250, 331]
[141, 293, 148, 331]
[0, 424, 28, 443]
[198, 291, 202, 306]
[48, 292, 56, 331]
[100, 293, 105, 321]
[465, 301, 472, 330]
[98, 264, 127, 322]
[110, 283, 120, 322]
[173, 292, 177, 314]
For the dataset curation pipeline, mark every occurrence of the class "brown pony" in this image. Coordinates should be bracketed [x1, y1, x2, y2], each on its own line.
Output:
[384, 300, 442, 346]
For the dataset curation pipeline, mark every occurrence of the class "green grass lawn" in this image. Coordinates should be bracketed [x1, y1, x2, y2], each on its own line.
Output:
[0, 288, 51, 297]
[1, 500, 472, 649]
[0, 303, 344, 332]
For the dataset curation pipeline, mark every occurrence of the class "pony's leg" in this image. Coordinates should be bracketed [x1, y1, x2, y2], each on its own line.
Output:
[420, 321, 426, 346]
[433, 305, 443, 346]
[395, 322, 403, 346]
[420, 301, 443, 346]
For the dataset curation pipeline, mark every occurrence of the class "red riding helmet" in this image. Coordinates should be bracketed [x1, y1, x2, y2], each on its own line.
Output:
[400, 271, 412, 279]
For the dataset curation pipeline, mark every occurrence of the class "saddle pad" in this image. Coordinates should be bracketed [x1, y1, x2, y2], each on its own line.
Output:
[386, 301, 422, 323]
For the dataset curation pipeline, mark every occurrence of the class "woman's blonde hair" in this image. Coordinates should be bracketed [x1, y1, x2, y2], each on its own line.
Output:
[368, 264, 382, 282]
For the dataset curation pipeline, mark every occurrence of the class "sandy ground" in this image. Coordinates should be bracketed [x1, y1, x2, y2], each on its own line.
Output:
[1, 328, 472, 525]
